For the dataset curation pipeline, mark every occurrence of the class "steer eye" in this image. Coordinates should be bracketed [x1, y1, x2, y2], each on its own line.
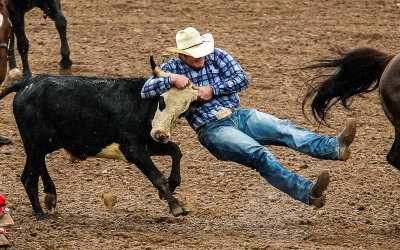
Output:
[158, 96, 166, 111]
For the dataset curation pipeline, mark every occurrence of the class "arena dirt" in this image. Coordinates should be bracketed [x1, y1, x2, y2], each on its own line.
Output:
[1, 0, 400, 249]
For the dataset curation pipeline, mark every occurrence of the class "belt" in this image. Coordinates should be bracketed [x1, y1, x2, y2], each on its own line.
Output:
[195, 108, 236, 133]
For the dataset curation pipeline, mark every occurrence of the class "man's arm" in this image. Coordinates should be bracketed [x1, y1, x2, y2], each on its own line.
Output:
[209, 48, 249, 96]
[141, 63, 191, 99]
[141, 74, 172, 99]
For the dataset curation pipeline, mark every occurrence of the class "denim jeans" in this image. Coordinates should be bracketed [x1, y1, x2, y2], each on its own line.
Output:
[197, 109, 340, 205]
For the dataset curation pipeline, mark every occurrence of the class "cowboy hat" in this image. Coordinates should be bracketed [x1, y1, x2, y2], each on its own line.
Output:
[165, 27, 214, 58]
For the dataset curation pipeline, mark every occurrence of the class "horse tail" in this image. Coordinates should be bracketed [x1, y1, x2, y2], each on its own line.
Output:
[302, 47, 394, 125]
[0, 79, 31, 100]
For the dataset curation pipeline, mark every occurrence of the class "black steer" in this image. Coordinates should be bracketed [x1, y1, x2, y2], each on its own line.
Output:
[7, 0, 72, 79]
[0, 59, 198, 220]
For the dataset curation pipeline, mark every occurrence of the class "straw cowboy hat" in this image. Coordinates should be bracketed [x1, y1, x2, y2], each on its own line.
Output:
[165, 27, 214, 58]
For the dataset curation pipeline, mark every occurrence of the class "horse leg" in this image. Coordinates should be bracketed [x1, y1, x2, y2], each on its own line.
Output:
[120, 143, 189, 217]
[6, 31, 23, 82]
[387, 125, 400, 170]
[147, 140, 183, 195]
[11, 14, 31, 79]
[7, 31, 17, 70]
[21, 153, 48, 220]
[39, 2, 72, 71]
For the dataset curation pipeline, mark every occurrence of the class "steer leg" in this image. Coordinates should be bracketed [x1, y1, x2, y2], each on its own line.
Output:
[148, 141, 183, 194]
[120, 144, 189, 217]
[41, 166, 57, 211]
[21, 153, 48, 220]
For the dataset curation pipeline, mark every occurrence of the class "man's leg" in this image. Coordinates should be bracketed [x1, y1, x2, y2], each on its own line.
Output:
[198, 123, 323, 205]
[237, 109, 356, 160]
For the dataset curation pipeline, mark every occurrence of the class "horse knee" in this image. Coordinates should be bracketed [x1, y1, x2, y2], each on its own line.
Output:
[55, 14, 67, 33]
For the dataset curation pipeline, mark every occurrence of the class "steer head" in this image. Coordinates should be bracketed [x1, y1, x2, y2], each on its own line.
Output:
[149, 56, 198, 143]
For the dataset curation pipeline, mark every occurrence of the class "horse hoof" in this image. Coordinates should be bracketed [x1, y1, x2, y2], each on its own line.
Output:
[44, 193, 57, 210]
[60, 58, 72, 70]
[7, 68, 22, 84]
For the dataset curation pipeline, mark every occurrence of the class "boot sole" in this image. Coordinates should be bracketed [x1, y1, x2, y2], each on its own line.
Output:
[338, 120, 357, 160]
[313, 171, 330, 197]
[339, 120, 357, 147]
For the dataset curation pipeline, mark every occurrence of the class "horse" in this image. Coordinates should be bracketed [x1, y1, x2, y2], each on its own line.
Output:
[6, 0, 72, 80]
[0, 0, 12, 146]
[301, 47, 400, 170]
[0, 0, 11, 84]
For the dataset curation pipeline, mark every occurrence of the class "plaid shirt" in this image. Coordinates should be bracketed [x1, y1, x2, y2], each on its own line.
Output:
[141, 48, 249, 131]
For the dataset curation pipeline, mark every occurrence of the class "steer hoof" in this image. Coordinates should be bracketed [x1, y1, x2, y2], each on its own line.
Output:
[44, 193, 57, 210]
[171, 206, 190, 217]
[35, 212, 49, 221]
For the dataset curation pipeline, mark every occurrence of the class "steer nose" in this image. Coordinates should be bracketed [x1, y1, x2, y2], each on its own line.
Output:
[154, 130, 170, 143]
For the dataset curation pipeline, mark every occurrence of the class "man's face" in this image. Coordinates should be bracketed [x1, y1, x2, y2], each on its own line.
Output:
[179, 54, 206, 69]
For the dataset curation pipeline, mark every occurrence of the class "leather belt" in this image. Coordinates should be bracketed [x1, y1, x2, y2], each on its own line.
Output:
[195, 108, 237, 133]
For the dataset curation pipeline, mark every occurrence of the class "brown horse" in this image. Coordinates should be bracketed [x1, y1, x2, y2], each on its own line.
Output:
[302, 47, 400, 170]
[0, 0, 11, 84]
[0, 0, 12, 146]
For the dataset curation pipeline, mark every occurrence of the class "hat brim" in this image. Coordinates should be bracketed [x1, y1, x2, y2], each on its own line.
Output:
[165, 33, 214, 58]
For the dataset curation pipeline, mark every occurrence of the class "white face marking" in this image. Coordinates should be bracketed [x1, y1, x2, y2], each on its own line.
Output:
[0, 14, 3, 27]
[151, 84, 198, 142]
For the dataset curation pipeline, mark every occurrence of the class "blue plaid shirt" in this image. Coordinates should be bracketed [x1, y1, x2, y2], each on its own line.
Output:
[141, 48, 249, 131]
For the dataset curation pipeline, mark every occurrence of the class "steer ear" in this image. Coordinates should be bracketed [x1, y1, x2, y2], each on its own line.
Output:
[188, 100, 202, 114]
[150, 55, 170, 77]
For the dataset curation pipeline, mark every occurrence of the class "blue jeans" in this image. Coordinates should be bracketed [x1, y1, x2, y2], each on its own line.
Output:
[197, 109, 340, 205]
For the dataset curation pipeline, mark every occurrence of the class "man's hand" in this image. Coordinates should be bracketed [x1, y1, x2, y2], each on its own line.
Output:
[192, 85, 213, 101]
[170, 74, 191, 89]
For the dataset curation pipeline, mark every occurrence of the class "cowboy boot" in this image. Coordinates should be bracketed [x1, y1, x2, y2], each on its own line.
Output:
[338, 119, 357, 161]
[309, 171, 330, 208]
[0, 134, 11, 146]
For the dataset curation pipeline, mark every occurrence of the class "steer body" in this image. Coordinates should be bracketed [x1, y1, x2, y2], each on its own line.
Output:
[0, 74, 196, 220]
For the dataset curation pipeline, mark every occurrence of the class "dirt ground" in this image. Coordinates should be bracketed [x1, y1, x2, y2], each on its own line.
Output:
[1, 0, 400, 249]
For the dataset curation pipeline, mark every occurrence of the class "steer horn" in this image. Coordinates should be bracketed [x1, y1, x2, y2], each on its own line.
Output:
[150, 55, 170, 77]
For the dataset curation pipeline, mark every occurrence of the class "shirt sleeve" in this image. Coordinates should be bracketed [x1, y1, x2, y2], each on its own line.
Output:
[209, 49, 249, 96]
[141, 63, 173, 99]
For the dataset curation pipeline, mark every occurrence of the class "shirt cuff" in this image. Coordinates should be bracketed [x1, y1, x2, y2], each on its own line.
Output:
[209, 82, 220, 95]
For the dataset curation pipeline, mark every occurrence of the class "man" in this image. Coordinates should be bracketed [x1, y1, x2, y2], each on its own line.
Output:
[141, 27, 356, 208]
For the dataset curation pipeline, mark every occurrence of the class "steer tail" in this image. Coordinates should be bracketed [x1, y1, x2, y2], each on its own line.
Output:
[302, 47, 394, 125]
[0, 79, 31, 100]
